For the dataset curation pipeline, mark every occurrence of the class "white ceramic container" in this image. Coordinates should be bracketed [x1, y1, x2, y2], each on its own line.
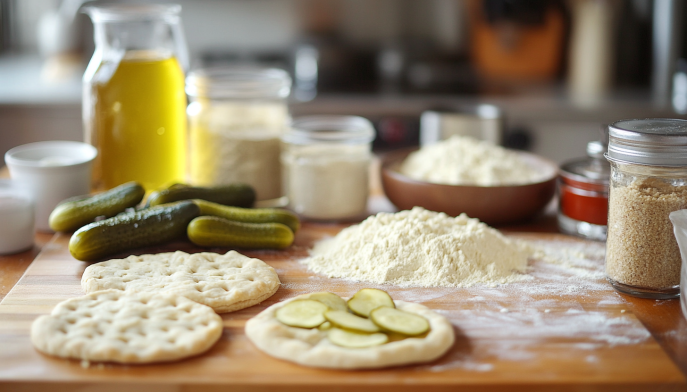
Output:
[0, 179, 34, 254]
[5, 141, 97, 232]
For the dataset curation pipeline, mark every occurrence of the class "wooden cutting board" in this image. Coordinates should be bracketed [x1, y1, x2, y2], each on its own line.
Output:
[0, 223, 684, 392]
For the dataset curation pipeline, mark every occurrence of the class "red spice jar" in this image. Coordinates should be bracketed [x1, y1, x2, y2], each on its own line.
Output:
[558, 141, 610, 241]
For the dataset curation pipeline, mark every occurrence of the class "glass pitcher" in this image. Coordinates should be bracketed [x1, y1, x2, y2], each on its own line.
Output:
[83, 4, 189, 191]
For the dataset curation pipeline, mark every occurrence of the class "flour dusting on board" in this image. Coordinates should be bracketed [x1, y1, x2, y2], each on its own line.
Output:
[294, 210, 652, 373]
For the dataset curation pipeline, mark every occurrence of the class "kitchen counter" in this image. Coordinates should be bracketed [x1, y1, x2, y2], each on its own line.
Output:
[1, 207, 686, 391]
[0, 54, 82, 106]
[0, 163, 686, 391]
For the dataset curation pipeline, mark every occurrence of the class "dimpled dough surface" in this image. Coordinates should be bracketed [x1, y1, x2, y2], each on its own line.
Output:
[81, 251, 280, 313]
[245, 294, 455, 369]
[30, 290, 223, 364]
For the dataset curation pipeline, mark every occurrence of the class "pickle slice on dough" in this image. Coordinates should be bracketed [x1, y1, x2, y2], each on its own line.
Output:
[327, 327, 388, 348]
[370, 306, 429, 336]
[324, 310, 380, 333]
[306, 292, 348, 312]
[275, 299, 328, 328]
[347, 288, 395, 317]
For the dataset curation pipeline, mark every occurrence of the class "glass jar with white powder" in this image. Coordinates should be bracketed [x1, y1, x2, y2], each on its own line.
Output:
[282, 116, 375, 221]
[186, 68, 291, 202]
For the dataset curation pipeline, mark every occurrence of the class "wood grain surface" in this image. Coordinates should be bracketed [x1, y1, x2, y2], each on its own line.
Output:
[0, 222, 685, 392]
[0, 232, 53, 302]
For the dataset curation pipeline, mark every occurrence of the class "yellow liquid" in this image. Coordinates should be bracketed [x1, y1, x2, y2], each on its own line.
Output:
[91, 52, 186, 190]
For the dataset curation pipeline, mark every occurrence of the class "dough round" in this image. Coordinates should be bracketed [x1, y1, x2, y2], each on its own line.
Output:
[245, 294, 455, 369]
[31, 290, 223, 364]
[82, 251, 280, 313]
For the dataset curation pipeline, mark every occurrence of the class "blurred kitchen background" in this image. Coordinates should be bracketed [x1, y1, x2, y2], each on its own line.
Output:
[0, 0, 686, 162]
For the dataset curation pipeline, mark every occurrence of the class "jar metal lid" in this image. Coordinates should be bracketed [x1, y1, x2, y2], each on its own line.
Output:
[606, 118, 687, 166]
[186, 67, 291, 99]
[560, 141, 610, 183]
[284, 116, 376, 145]
[560, 159, 610, 185]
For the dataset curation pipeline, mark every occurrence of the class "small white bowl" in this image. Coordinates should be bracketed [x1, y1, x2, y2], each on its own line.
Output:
[5, 141, 97, 232]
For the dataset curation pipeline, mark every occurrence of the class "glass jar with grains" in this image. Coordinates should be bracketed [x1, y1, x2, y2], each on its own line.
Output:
[605, 118, 687, 299]
[186, 68, 291, 202]
[282, 116, 375, 221]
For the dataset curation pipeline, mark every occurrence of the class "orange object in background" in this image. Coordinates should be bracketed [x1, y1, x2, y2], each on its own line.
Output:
[559, 180, 608, 226]
[557, 141, 610, 241]
[469, 0, 567, 82]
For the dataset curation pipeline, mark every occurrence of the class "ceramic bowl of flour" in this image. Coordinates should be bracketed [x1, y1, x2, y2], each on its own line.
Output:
[380, 147, 558, 225]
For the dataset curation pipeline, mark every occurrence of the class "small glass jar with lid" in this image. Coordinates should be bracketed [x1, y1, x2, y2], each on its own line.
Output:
[282, 116, 376, 221]
[186, 67, 291, 202]
[558, 140, 610, 241]
[605, 118, 687, 299]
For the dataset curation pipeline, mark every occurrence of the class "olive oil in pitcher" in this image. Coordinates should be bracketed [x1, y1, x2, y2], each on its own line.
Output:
[83, 5, 189, 191]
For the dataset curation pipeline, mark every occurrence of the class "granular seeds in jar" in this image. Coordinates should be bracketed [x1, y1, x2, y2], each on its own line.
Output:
[605, 177, 687, 289]
[605, 118, 687, 298]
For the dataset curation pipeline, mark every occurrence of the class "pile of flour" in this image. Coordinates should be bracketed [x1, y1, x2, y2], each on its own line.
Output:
[302, 207, 532, 287]
[399, 135, 545, 186]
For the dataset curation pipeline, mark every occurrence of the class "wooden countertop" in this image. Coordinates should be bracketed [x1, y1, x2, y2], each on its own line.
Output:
[1, 201, 686, 391]
[1, 161, 686, 391]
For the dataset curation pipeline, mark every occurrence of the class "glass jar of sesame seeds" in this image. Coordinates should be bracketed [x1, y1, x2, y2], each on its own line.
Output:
[605, 118, 687, 299]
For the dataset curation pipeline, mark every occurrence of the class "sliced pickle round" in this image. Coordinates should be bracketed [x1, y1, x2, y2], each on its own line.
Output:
[275, 299, 329, 328]
[306, 292, 348, 311]
[324, 310, 380, 333]
[347, 288, 395, 317]
[369, 306, 430, 336]
[327, 327, 389, 348]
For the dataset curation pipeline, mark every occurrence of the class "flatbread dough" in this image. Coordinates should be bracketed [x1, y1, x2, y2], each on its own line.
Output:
[245, 293, 455, 369]
[82, 251, 280, 313]
[31, 290, 223, 364]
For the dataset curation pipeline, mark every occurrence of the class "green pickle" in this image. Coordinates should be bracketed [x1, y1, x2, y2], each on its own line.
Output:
[272, 290, 431, 348]
[276, 300, 329, 328]
[69, 200, 200, 262]
[327, 328, 388, 348]
[187, 216, 294, 249]
[49, 182, 145, 232]
[193, 199, 299, 233]
[305, 292, 348, 311]
[370, 307, 430, 336]
[324, 310, 380, 333]
[147, 183, 255, 208]
[347, 288, 395, 317]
